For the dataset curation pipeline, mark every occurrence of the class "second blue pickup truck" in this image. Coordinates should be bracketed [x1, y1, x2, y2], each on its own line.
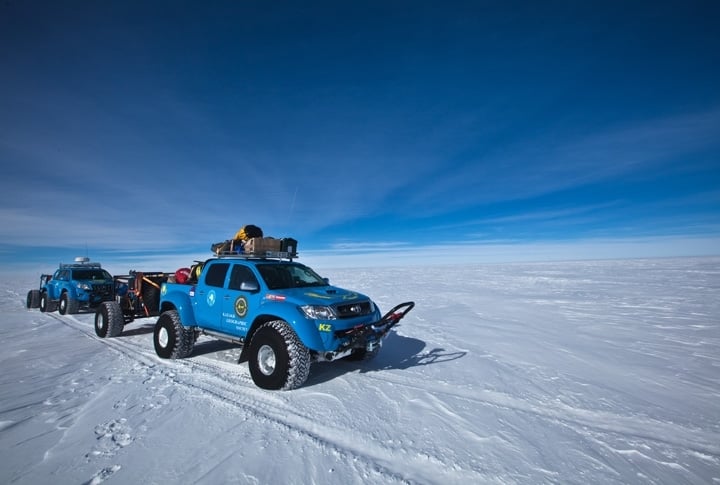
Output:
[26, 257, 114, 315]
[152, 253, 413, 390]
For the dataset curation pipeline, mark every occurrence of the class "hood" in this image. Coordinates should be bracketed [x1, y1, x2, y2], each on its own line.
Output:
[266, 285, 372, 307]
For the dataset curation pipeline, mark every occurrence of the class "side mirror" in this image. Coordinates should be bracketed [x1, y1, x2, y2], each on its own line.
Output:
[240, 281, 260, 292]
[323, 277, 330, 285]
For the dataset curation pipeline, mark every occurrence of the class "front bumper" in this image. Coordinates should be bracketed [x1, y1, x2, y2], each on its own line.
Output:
[321, 301, 415, 361]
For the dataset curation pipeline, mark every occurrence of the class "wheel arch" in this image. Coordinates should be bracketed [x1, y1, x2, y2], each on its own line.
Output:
[239, 312, 323, 362]
[57, 286, 75, 303]
[159, 297, 196, 326]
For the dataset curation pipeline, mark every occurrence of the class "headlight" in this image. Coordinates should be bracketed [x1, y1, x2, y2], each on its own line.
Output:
[77, 283, 92, 291]
[301, 305, 337, 320]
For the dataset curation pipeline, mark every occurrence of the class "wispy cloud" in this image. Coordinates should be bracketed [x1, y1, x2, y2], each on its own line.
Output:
[328, 241, 410, 251]
[468, 202, 622, 226]
[304, 235, 720, 268]
[395, 107, 720, 215]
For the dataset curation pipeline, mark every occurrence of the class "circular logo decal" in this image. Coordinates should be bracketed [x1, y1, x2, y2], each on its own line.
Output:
[234, 296, 248, 317]
[207, 290, 216, 307]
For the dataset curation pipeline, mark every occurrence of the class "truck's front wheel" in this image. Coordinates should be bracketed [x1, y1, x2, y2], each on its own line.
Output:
[154, 310, 194, 359]
[95, 301, 124, 338]
[39, 292, 56, 313]
[248, 320, 311, 390]
[59, 293, 79, 315]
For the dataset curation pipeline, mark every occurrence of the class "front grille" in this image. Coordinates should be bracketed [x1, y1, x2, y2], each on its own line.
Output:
[335, 301, 373, 318]
[92, 283, 114, 297]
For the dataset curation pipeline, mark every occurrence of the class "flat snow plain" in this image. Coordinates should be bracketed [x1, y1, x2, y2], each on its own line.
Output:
[1, 257, 719, 484]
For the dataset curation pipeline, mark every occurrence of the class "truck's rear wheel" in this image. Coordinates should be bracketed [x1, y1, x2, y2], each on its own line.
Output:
[248, 320, 311, 390]
[26, 290, 40, 309]
[154, 310, 194, 359]
[59, 293, 79, 315]
[95, 301, 124, 338]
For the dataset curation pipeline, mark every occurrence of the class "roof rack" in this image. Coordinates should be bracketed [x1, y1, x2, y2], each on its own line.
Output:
[216, 250, 298, 261]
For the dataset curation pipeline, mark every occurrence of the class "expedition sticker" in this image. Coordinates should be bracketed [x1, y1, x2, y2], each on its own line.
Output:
[235, 296, 248, 317]
[206, 290, 216, 307]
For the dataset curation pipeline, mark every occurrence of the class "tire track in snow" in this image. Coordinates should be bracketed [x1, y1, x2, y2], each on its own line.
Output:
[45, 313, 479, 484]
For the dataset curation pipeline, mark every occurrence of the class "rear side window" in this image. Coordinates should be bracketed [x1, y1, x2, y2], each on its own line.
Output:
[204, 263, 229, 288]
[229, 265, 259, 290]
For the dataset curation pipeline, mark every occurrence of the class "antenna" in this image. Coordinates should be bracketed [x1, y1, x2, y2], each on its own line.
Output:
[288, 186, 298, 225]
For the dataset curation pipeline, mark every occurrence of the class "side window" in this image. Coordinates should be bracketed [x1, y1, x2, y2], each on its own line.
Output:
[204, 263, 229, 288]
[228, 265, 259, 291]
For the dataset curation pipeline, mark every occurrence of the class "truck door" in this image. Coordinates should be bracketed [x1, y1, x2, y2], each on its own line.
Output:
[194, 262, 230, 331]
[46, 269, 66, 300]
[221, 264, 262, 336]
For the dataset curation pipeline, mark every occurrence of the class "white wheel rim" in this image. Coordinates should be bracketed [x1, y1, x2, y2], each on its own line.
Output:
[158, 327, 169, 348]
[258, 344, 276, 376]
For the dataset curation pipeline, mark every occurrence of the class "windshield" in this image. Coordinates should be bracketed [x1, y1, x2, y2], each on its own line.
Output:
[72, 269, 112, 281]
[256, 263, 327, 290]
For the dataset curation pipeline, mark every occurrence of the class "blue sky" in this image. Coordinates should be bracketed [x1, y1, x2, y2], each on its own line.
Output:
[1, 1, 719, 271]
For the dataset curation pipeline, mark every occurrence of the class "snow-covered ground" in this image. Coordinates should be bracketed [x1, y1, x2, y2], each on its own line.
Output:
[1, 257, 719, 484]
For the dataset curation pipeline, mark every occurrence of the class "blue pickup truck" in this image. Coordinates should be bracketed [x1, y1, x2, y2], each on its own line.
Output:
[27, 257, 115, 315]
[153, 254, 413, 390]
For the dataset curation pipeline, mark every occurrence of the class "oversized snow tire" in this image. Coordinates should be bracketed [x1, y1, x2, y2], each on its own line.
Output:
[95, 301, 124, 338]
[26, 290, 40, 309]
[141, 283, 160, 314]
[59, 293, 79, 315]
[39, 292, 57, 313]
[248, 320, 311, 390]
[154, 310, 194, 359]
